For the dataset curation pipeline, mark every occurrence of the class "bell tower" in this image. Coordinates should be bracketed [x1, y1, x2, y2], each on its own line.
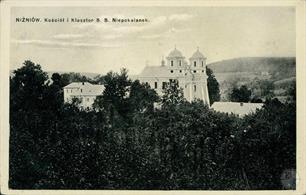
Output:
[184, 48, 210, 105]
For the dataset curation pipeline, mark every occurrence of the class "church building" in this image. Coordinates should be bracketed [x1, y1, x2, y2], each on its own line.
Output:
[63, 47, 263, 117]
[134, 47, 210, 105]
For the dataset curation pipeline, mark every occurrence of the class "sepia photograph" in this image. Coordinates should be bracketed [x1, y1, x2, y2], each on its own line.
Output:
[0, 0, 305, 194]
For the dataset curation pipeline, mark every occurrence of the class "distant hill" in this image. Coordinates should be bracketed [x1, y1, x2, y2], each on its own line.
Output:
[207, 57, 295, 80]
[207, 57, 296, 101]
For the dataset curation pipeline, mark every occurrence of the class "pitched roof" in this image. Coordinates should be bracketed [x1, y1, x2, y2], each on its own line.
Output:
[83, 85, 104, 96]
[63, 82, 92, 88]
[211, 102, 263, 117]
[138, 66, 182, 78]
[64, 82, 104, 96]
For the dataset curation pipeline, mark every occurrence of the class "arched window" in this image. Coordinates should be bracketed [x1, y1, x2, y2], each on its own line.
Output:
[194, 61, 196, 67]
[179, 60, 181, 66]
[171, 60, 173, 66]
[194, 85, 196, 92]
[202, 61, 204, 67]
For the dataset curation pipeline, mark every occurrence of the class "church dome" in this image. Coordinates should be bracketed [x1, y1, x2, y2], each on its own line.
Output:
[190, 49, 205, 59]
[167, 48, 184, 58]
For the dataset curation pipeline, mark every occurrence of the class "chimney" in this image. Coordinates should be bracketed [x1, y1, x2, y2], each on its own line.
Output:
[161, 55, 165, 66]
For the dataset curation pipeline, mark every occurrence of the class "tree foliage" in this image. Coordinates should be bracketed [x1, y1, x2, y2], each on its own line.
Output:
[229, 85, 252, 102]
[161, 79, 185, 108]
[10, 60, 296, 190]
[206, 67, 221, 105]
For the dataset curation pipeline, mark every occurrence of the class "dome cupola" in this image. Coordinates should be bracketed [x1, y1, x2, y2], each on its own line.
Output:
[167, 48, 184, 58]
[166, 46, 185, 68]
[189, 47, 207, 72]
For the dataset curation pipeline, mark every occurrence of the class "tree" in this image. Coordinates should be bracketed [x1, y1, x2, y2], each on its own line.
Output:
[129, 80, 159, 113]
[287, 81, 296, 103]
[93, 69, 131, 117]
[10, 60, 50, 188]
[10, 60, 48, 111]
[161, 79, 185, 108]
[60, 72, 93, 85]
[229, 85, 251, 102]
[46, 73, 65, 110]
[238, 98, 296, 189]
[206, 67, 221, 105]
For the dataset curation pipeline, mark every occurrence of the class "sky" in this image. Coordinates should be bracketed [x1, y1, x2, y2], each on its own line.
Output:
[10, 6, 295, 75]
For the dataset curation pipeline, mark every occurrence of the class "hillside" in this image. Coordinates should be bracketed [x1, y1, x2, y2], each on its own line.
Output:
[207, 57, 296, 80]
[207, 57, 296, 101]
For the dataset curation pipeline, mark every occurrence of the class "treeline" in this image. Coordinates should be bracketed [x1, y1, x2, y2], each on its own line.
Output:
[225, 79, 296, 103]
[9, 60, 295, 189]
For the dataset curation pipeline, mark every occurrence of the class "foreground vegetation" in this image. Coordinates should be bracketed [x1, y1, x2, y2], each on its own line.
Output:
[10, 60, 296, 189]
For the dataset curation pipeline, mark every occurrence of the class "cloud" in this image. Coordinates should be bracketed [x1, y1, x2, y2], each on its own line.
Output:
[13, 14, 194, 50]
[53, 34, 86, 40]
[169, 14, 193, 21]
[12, 39, 121, 49]
[141, 34, 166, 40]
[140, 27, 190, 40]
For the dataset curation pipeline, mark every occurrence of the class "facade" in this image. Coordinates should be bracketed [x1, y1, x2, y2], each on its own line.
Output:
[63, 82, 104, 109]
[134, 47, 210, 105]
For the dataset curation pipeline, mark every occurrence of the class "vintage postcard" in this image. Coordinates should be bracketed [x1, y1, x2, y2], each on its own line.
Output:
[0, 0, 305, 194]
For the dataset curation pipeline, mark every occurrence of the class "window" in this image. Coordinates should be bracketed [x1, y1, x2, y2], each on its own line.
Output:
[162, 82, 167, 89]
[194, 61, 196, 67]
[179, 60, 181, 66]
[81, 89, 83, 93]
[194, 85, 196, 92]
[193, 70, 197, 73]
[179, 70, 182, 73]
[71, 89, 72, 93]
[202, 61, 204, 67]
[170, 70, 174, 73]
[202, 70, 204, 73]
[86, 98, 89, 102]
[154, 82, 158, 89]
[171, 60, 173, 66]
